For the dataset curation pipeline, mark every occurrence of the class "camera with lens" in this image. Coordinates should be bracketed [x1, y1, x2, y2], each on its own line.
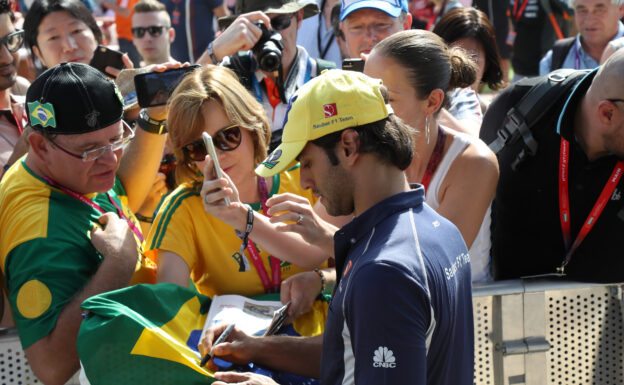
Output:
[252, 21, 285, 73]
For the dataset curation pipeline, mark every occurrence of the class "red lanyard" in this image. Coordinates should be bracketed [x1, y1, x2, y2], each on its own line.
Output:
[557, 138, 623, 272]
[513, 0, 530, 21]
[421, 126, 446, 193]
[43, 176, 144, 243]
[245, 176, 281, 293]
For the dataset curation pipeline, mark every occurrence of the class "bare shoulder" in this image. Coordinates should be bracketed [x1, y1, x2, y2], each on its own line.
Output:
[446, 128, 499, 181]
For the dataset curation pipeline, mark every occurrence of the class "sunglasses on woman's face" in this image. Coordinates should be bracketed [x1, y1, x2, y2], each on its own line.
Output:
[270, 14, 294, 31]
[182, 125, 243, 161]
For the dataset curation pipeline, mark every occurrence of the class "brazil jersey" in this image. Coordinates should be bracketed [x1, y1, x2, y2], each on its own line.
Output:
[145, 167, 325, 298]
[0, 160, 154, 349]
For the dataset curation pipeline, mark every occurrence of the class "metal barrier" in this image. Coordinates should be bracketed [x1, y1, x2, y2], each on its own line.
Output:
[0, 327, 80, 385]
[0, 328, 39, 385]
[1, 279, 622, 384]
[473, 279, 624, 385]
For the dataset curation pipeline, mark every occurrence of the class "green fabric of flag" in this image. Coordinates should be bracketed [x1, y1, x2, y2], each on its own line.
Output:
[77, 283, 216, 384]
[78, 283, 330, 384]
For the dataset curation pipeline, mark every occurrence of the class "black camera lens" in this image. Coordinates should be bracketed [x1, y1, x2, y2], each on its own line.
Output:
[252, 21, 285, 73]
[258, 41, 282, 72]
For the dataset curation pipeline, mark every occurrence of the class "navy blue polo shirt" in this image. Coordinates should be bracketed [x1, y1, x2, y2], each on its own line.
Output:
[320, 187, 474, 385]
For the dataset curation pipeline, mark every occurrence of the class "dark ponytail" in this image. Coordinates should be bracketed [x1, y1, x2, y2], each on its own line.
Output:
[372, 29, 477, 111]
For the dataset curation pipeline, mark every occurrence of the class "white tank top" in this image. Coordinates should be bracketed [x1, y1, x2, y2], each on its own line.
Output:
[424, 130, 493, 282]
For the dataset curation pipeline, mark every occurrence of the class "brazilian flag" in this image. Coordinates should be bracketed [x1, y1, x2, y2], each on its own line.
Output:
[78, 283, 329, 384]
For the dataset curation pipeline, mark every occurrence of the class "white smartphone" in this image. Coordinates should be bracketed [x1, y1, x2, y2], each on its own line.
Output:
[202, 132, 231, 206]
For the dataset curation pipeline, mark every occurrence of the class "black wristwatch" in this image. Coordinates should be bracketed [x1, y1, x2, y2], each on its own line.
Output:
[137, 108, 167, 135]
[207, 41, 219, 64]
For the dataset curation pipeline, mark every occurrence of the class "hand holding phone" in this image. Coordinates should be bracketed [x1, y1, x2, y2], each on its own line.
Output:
[202, 132, 231, 206]
[90, 45, 125, 76]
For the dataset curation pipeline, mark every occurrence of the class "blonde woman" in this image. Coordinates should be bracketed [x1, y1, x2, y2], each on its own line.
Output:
[145, 66, 337, 308]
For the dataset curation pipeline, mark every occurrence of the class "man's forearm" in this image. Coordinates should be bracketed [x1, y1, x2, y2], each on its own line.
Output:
[251, 334, 323, 378]
[23, 257, 135, 385]
[117, 126, 166, 212]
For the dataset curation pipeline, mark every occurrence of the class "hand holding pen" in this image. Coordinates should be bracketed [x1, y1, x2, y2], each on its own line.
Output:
[200, 323, 235, 367]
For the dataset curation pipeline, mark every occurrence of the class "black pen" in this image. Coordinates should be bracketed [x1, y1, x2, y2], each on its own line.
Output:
[200, 323, 235, 367]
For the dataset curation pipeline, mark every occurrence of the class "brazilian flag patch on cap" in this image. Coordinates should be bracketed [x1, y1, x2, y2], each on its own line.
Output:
[28, 101, 57, 128]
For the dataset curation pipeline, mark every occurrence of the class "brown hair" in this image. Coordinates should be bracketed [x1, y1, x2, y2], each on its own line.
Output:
[372, 29, 477, 109]
[134, 0, 167, 14]
[167, 65, 271, 185]
[433, 8, 504, 90]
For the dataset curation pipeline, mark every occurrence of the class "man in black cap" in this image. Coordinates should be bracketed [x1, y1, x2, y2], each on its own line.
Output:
[198, 0, 335, 150]
[0, 62, 167, 384]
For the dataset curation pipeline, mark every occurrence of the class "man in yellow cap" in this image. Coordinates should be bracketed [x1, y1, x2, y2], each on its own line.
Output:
[200, 69, 474, 385]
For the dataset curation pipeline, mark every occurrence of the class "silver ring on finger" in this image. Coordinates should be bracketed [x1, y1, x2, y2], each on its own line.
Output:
[296, 214, 304, 225]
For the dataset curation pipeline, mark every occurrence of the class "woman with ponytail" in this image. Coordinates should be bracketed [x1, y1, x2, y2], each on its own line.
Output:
[365, 29, 499, 282]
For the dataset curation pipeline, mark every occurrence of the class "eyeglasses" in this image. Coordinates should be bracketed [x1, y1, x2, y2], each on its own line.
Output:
[46, 121, 135, 162]
[270, 14, 295, 31]
[182, 125, 242, 161]
[131, 25, 167, 38]
[0, 30, 24, 53]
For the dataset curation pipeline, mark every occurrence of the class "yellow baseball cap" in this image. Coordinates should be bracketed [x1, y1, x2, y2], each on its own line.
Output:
[255, 70, 393, 177]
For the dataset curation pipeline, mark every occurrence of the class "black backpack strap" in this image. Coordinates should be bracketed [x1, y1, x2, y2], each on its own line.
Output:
[315, 58, 336, 75]
[550, 37, 576, 72]
[488, 69, 588, 169]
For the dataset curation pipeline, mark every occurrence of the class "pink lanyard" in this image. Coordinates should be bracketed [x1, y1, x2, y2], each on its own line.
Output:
[557, 138, 623, 273]
[43, 176, 144, 243]
[245, 177, 281, 293]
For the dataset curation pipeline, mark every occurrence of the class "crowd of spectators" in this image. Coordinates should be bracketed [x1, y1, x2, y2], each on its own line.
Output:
[0, 0, 623, 383]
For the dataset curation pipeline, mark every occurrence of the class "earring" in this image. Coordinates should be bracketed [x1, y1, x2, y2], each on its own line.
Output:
[425, 115, 430, 145]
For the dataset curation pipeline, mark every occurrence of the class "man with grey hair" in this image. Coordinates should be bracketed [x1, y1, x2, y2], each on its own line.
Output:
[539, 0, 624, 74]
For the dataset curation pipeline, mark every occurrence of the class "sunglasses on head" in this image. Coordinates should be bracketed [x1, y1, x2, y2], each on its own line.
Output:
[131, 25, 167, 38]
[182, 125, 243, 161]
[270, 14, 295, 31]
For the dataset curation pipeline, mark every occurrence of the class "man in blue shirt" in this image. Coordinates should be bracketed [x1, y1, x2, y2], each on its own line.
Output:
[539, 0, 624, 75]
[199, 70, 474, 385]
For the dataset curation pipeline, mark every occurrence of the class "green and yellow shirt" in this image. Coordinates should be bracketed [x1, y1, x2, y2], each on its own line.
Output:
[0, 160, 154, 349]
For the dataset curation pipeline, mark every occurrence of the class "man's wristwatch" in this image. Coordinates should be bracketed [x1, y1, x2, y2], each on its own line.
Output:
[137, 108, 167, 134]
[206, 41, 219, 64]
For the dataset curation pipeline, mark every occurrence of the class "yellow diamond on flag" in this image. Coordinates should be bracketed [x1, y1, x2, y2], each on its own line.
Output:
[130, 296, 212, 376]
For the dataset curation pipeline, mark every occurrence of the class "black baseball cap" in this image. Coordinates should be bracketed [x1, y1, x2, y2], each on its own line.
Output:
[26, 62, 124, 134]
